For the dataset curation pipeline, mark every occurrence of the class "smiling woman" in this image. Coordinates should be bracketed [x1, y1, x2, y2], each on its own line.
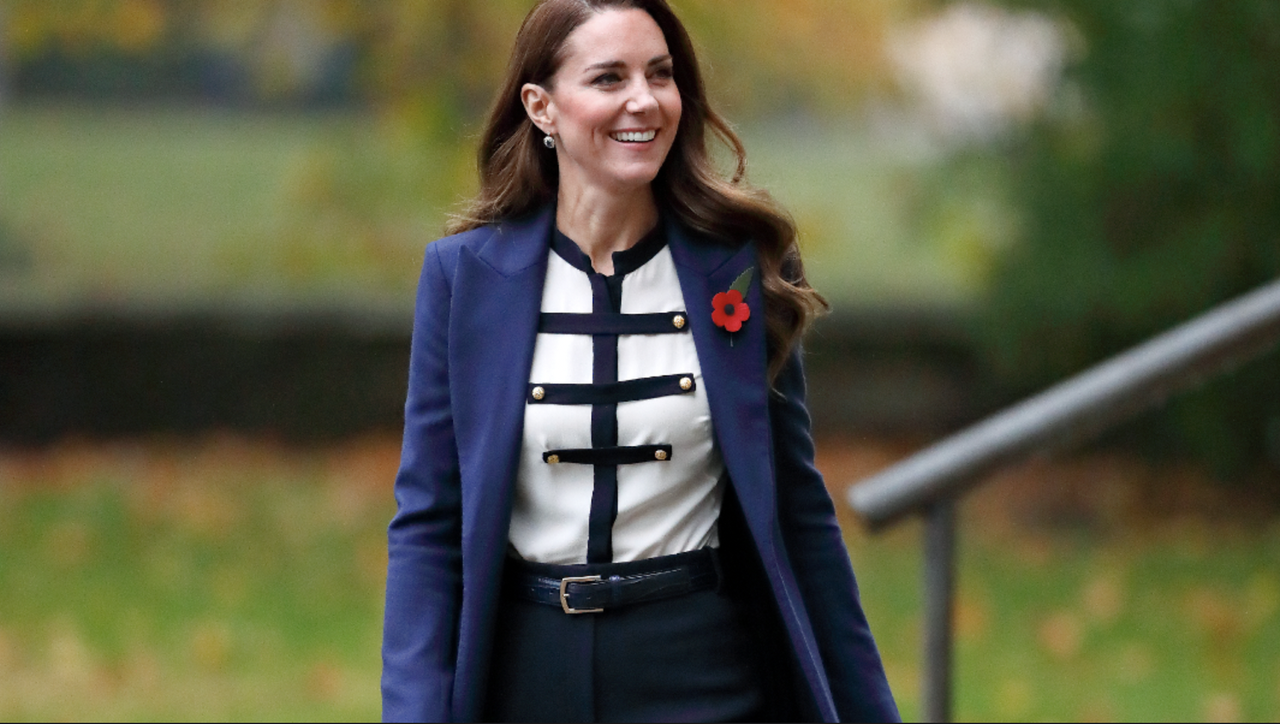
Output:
[381, 1, 899, 722]
[518, 8, 682, 273]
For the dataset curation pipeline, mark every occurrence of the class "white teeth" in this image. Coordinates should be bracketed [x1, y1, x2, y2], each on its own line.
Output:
[611, 130, 657, 143]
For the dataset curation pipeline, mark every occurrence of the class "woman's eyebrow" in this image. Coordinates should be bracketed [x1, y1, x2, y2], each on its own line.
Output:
[585, 60, 625, 72]
[583, 54, 673, 72]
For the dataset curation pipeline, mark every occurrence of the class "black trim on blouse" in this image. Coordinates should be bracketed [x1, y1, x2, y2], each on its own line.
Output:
[542, 445, 674, 466]
[539, 312, 689, 336]
[528, 374, 696, 405]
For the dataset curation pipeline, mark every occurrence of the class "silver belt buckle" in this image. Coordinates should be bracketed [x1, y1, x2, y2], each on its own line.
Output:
[559, 575, 604, 614]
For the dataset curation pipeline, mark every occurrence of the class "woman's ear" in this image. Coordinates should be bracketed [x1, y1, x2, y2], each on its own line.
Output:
[521, 83, 556, 136]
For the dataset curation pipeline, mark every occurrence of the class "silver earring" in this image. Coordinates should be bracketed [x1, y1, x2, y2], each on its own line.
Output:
[543, 135, 556, 149]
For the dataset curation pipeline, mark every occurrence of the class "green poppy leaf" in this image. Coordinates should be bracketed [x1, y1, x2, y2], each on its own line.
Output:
[729, 266, 755, 296]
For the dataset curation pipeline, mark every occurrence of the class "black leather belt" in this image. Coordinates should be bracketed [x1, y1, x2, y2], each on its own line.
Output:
[503, 549, 720, 614]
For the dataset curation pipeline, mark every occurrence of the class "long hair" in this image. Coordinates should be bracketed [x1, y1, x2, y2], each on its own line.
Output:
[450, 0, 828, 381]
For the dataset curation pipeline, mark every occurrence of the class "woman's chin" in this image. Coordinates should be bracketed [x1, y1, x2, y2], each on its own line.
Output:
[596, 165, 666, 194]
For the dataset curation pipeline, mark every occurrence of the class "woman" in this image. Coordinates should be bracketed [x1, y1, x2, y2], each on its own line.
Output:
[381, 1, 899, 721]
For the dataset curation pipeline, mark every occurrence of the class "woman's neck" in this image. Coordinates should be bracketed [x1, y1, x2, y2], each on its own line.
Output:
[556, 184, 659, 276]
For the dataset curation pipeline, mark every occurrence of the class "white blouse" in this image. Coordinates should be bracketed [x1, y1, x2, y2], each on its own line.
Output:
[509, 226, 726, 565]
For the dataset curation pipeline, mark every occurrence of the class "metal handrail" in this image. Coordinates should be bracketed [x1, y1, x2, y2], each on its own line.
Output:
[846, 277, 1280, 721]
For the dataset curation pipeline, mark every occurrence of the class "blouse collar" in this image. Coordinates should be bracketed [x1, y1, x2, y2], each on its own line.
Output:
[551, 220, 668, 279]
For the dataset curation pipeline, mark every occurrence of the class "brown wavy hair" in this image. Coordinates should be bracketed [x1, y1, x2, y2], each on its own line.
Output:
[450, 0, 828, 381]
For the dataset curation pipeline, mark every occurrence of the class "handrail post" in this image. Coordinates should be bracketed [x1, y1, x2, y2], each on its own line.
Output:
[922, 499, 956, 723]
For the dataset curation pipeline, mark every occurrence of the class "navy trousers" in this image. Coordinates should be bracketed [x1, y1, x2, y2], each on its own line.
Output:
[482, 557, 774, 723]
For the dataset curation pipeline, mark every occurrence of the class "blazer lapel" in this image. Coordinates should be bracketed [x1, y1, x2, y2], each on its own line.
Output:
[451, 205, 552, 531]
[448, 206, 553, 717]
[665, 219, 777, 550]
[669, 221, 841, 722]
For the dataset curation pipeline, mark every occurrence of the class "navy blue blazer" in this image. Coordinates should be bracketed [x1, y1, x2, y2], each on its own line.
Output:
[381, 205, 899, 722]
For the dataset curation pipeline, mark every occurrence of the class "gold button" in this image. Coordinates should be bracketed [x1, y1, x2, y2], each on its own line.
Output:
[672, 315, 686, 329]
[680, 377, 693, 391]
[655, 450, 669, 461]
[532, 386, 545, 401]
[546, 454, 560, 464]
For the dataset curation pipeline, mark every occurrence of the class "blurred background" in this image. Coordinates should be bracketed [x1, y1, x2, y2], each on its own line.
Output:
[1, 0, 1278, 719]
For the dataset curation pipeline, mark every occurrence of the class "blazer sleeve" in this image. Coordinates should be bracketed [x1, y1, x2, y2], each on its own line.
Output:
[771, 347, 901, 723]
[382, 242, 463, 722]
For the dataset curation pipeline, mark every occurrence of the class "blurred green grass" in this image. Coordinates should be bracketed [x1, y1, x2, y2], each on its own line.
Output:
[0, 105, 430, 315]
[0, 105, 975, 317]
[0, 438, 394, 720]
[854, 523, 1280, 721]
[3, 437, 1279, 721]
[1, 105, 323, 309]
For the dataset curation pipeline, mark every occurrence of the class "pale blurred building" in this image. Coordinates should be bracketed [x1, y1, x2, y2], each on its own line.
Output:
[889, 2, 1071, 144]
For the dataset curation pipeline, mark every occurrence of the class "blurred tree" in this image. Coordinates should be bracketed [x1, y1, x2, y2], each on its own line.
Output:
[0, 0, 9, 105]
[0, 0, 16, 269]
[969, 0, 1280, 475]
[1, 0, 917, 111]
[678, 0, 914, 114]
[4, 0, 179, 99]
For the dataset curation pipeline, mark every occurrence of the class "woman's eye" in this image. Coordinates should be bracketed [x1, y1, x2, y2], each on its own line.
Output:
[593, 73, 622, 86]
[653, 66, 675, 80]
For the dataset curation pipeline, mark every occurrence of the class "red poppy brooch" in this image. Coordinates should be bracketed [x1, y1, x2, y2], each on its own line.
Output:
[712, 267, 754, 334]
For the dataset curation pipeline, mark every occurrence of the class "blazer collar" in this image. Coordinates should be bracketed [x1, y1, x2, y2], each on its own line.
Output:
[663, 215, 741, 277]
[474, 204, 557, 278]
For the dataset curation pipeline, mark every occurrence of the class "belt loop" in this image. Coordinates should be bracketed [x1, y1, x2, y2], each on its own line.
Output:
[606, 574, 624, 608]
[709, 547, 725, 594]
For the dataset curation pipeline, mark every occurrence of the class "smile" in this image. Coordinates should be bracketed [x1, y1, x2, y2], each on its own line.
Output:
[610, 130, 658, 143]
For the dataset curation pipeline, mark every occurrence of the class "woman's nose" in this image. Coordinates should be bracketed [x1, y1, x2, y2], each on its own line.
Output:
[626, 83, 659, 114]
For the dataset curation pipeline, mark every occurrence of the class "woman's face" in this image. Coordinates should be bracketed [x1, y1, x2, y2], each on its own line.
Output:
[529, 9, 683, 196]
